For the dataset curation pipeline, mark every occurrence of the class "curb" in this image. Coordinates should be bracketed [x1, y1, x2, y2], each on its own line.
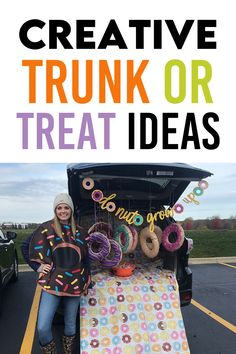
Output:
[19, 257, 236, 272]
[189, 256, 236, 264]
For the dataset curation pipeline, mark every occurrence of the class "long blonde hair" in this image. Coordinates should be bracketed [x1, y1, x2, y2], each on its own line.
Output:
[53, 214, 77, 241]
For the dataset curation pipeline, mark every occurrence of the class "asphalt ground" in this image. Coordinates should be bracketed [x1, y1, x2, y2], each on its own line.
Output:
[0, 262, 235, 354]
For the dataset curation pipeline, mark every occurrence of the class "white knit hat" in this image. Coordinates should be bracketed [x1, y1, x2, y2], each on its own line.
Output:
[53, 193, 74, 213]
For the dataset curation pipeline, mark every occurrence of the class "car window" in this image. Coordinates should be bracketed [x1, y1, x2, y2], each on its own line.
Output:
[0, 229, 7, 241]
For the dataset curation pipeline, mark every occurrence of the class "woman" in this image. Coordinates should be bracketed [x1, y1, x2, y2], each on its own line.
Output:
[22, 193, 91, 354]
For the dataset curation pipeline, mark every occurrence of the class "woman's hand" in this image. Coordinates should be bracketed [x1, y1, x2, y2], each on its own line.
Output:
[37, 263, 52, 274]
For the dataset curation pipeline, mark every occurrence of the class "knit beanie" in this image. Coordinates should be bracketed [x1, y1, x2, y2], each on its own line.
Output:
[53, 193, 74, 213]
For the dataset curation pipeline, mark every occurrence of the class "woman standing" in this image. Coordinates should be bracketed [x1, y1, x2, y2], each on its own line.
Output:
[23, 193, 91, 354]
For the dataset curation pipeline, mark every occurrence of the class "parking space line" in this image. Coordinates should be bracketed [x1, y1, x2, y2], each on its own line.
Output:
[19, 285, 41, 354]
[219, 262, 236, 269]
[191, 299, 236, 334]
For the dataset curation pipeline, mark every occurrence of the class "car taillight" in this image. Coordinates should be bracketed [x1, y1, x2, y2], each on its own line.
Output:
[182, 291, 192, 302]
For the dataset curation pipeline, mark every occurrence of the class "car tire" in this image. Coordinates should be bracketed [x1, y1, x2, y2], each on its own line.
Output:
[10, 252, 19, 283]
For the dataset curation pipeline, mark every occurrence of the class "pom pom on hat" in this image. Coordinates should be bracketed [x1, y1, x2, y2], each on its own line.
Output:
[53, 193, 74, 213]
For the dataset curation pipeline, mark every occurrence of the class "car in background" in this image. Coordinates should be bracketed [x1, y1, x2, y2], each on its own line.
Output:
[67, 163, 213, 306]
[0, 229, 18, 313]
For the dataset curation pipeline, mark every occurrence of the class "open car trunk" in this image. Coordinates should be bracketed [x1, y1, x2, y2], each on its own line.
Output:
[67, 163, 212, 353]
[67, 163, 212, 215]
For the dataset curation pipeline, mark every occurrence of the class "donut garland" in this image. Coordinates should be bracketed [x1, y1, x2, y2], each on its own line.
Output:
[82, 177, 209, 229]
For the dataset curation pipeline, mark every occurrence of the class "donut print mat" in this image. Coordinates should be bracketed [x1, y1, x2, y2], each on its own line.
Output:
[80, 263, 190, 354]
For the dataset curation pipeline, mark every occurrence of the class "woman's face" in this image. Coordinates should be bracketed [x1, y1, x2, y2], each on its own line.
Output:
[55, 203, 72, 223]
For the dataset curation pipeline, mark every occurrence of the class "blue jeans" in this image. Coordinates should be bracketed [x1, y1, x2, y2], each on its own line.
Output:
[37, 290, 80, 346]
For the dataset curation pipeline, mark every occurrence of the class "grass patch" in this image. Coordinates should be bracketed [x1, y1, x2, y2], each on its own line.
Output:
[11, 228, 236, 264]
[13, 228, 35, 264]
[186, 230, 236, 258]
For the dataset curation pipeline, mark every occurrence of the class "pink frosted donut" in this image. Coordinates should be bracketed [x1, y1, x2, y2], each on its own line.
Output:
[88, 222, 113, 239]
[128, 226, 138, 252]
[162, 223, 184, 252]
[88, 232, 111, 261]
[91, 189, 103, 202]
[101, 239, 122, 268]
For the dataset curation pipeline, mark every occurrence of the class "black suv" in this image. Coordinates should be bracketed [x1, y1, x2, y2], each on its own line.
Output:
[67, 163, 212, 306]
[0, 229, 18, 312]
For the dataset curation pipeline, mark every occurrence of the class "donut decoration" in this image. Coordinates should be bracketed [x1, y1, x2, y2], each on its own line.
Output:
[91, 189, 103, 202]
[198, 180, 209, 190]
[127, 226, 138, 252]
[101, 239, 122, 268]
[162, 223, 185, 252]
[106, 201, 116, 212]
[193, 186, 203, 196]
[139, 226, 160, 258]
[88, 222, 113, 239]
[88, 232, 111, 262]
[133, 214, 144, 226]
[114, 224, 133, 254]
[153, 225, 162, 244]
[173, 203, 184, 214]
[82, 177, 94, 190]
[112, 261, 136, 277]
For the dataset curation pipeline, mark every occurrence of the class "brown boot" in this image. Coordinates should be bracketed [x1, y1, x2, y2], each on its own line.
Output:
[62, 334, 76, 354]
[40, 339, 57, 353]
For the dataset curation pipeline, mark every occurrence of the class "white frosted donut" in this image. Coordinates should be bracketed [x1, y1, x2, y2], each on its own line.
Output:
[153, 225, 162, 244]
[139, 226, 160, 258]
[82, 177, 94, 190]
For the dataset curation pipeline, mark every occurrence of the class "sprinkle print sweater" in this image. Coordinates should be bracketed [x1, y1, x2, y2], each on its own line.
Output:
[29, 220, 91, 296]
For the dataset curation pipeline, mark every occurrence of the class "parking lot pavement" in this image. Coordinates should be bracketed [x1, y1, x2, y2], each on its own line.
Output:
[0, 263, 235, 354]
[182, 263, 236, 354]
[0, 271, 37, 354]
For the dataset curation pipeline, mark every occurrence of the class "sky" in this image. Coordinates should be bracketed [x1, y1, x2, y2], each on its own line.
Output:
[0, 163, 236, 223]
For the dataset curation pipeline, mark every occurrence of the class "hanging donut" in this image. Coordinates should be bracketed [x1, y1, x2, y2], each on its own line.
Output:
[139, 226, 160, 258]
[133, 214, 144, 226]
[88, 222, 113, 239]
[114, 224, 133, 254]
[88, 232, 111, 262]
[106, 201, 116, 213]
[173, 204, 184, 214]
[162, 223, 185, 252]
[153, 225, 162, 244]
[82, 177, 94, 190]
[101, 240, 122, 268]
[128, 226, 138, 252]
[91, 189, 104, 202]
